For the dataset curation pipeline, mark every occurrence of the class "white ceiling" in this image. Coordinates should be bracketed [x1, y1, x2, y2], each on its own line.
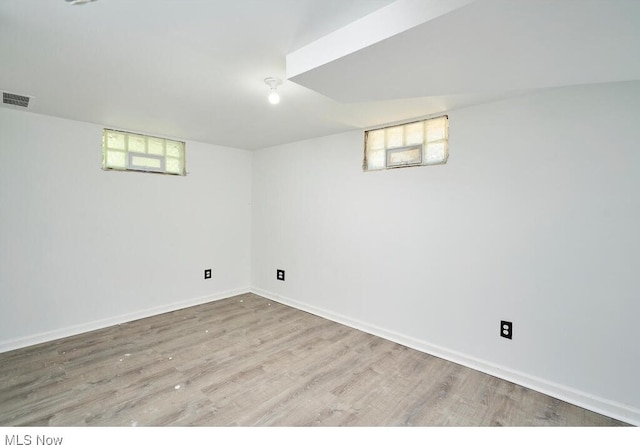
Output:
[1, 0, 639, 150]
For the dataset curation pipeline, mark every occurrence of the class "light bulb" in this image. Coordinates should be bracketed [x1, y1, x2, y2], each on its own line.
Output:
[264, 77, 282, 105]
[268, 90, 280, 105]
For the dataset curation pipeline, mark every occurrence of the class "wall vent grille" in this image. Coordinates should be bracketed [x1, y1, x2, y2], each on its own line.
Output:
[2, 91, 31, 108]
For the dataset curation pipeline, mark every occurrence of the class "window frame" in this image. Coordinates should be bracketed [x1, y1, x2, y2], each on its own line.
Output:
[363, 115, 449, 172]
[102, 128, 186, 176]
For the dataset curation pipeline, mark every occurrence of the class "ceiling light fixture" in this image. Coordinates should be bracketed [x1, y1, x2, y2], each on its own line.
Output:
[65, 0, 97, 5]
[264, 77, 282, 105]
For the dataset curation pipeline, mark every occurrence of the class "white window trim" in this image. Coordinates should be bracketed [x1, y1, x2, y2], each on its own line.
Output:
[127, 152, 166, 173]
[385, 144, 423, 168]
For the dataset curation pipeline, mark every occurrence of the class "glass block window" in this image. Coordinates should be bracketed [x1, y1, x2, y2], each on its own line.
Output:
[102, 129, 186, 176]
[363, 115, 448, 171]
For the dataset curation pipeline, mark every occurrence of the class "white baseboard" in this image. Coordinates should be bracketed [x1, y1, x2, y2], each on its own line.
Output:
[0, 287, 251, 354]
[251, 287, 640, 426]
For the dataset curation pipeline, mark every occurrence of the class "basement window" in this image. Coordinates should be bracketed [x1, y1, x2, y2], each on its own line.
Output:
[363, 115, 448, 171]
[102, 129, 186, 176]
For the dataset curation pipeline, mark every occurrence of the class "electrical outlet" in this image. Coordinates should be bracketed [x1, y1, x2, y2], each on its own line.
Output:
[277, 269, 285, 281]
[500, 321, 512, 339]
[204, 269, 212, 279]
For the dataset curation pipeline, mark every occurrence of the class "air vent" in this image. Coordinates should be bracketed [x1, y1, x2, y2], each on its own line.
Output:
[2, 91, 31, 108]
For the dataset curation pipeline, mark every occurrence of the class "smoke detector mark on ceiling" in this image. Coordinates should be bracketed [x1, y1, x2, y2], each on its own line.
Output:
[2, 91, 32, 108]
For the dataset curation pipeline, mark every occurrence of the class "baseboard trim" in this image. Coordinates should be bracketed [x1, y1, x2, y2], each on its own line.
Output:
[251, 287, 640, 426]
[0, 287, 251, 354]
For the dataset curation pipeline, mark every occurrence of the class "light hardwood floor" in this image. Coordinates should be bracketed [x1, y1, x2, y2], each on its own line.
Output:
[0, 293, 629, 426]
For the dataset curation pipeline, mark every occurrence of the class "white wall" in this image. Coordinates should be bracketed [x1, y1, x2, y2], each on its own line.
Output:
[251, 81, 640, 424]
[0, 108, 252, 351]
[2, 81, 639, 424]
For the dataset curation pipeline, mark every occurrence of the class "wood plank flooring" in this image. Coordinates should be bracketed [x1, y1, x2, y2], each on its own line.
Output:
[0, 293, 629, 426]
